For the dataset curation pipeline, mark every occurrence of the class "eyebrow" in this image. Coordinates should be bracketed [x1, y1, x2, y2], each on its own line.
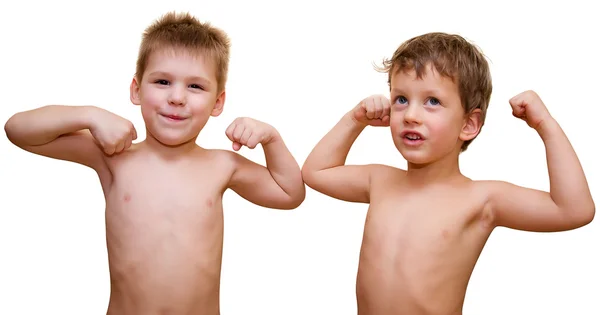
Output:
[391, 88, 444, 96]
[147, 71, 213, 87]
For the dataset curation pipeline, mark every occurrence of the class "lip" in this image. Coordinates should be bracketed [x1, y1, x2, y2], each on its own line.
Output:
[160, 113, 188, 121]
[400, 130, 425, 147]
[400, 130, 425, 139]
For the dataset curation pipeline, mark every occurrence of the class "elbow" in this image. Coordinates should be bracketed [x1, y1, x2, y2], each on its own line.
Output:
[281, 196, 305, 210]
[579, 201, 596, 226]
[567, 201, 595, 229]
[301, 164, 317, 189]
[4, 114, 22, 146]
[281, 183, 307, 210]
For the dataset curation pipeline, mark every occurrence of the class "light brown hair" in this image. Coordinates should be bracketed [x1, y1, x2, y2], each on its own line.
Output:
[377, 32, 492, 151]
[135, 11, 231, 93]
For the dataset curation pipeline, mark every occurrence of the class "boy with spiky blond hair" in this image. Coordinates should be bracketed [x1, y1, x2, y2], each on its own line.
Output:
[302, 32, 595, 314]
[5, 12, 305, 315]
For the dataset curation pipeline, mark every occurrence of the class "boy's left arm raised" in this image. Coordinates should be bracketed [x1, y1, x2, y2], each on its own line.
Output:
[225, 117, 305, 210]
[486, 90, 595, 232]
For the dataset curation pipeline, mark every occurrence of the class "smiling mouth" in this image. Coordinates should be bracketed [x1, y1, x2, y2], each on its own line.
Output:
[161, 114, 187, 121]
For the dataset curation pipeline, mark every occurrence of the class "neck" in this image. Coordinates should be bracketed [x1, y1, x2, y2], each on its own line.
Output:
[405, 151, 464, 185]
[140, 131, 199, 161]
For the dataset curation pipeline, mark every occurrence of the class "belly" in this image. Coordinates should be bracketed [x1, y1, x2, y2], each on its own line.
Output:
[103, 192, 224, 314]
[355, 213, 482, 315]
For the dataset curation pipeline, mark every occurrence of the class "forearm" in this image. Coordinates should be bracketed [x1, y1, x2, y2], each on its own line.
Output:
[538, 117, 595, 214]
[262, 132, 305, 200]
[5, 105, 97, 146]
[303, 111, 366, 173]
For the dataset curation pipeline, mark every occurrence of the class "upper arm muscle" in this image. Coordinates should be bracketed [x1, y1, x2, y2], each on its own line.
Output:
[302, 164, 386, 204]
[486, 180, 580, 232]
[19, 130, 108, 174]
[226, 151, 303, 209]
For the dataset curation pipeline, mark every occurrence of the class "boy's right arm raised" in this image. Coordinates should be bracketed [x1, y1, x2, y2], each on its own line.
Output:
[301, 95, 390, 204]
[4, 105, 136, 174]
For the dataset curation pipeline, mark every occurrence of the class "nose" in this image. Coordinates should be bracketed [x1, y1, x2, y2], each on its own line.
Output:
[403, 103, 422, 125]
[168, 84, 186, 106]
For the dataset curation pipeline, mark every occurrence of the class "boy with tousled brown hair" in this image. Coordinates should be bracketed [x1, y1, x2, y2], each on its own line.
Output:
[5, 11, 305, 315]
[302, 32, 594, 314]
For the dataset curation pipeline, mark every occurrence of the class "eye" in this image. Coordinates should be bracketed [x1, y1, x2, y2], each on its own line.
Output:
[427, 97, 440, 106]
[395, 96, 408, 104]
[155, 79, 169, 85]
[189, 84, 203, 90]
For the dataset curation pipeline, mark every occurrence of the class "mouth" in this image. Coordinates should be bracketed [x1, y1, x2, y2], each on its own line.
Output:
[401, 130, 425, 140]
[160, 113, 188, 121]
[400, 130, 425, 145]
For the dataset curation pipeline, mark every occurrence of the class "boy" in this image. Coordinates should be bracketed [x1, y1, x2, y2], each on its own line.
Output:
[4, 12, 305, 315]
[301, 32, 595, 315]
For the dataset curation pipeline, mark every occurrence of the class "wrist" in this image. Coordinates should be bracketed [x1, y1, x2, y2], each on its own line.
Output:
[262, 127, 282, 147]
[80, 106, 102, 130]
[343, 111, 367, 130]
[536, 116, 559, 141]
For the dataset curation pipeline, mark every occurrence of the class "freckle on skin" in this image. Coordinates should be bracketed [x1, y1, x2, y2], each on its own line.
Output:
[124, 194, 131, 202]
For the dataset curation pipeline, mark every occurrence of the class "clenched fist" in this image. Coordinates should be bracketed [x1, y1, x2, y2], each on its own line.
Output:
[89, 110, 137, 155]
[509, 90, 552, 131]
[352, 94, 391, 127]
[225, 117, 277, 151]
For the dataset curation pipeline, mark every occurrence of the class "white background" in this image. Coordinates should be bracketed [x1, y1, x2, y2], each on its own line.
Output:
[1, 0, 598, 314]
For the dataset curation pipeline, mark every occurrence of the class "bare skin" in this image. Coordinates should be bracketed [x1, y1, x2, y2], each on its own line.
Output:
[301, 68, 595, 314]
[4, 50, 305, 314]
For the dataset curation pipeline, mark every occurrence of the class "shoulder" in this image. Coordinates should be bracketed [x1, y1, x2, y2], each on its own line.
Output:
[370, 164, 406, 181]
[469, 179, 517, 223]
[471, 179, 512, 203]
[368, 164, 406, 191]
[198, 148, 241, 172]
[204, 148, 238, 163]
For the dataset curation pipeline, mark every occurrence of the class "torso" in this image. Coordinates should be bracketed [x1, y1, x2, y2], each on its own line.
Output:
[356, 167, 495, 315]
[100, 144, 233, 315]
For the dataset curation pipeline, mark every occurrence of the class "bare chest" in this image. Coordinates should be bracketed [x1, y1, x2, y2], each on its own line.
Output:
[364, 186, 491, 255]
[103, 159, 231, 236]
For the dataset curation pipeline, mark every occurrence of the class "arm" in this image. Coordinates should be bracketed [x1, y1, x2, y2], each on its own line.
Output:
[227, 121, 305, 210]
[489, 117, 595, 232]
[4, 105, 108, 172]
[301, 111, 386, 204]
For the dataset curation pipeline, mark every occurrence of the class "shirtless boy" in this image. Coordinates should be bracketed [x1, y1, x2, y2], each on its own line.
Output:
[4, 12, 305, 315]
[301, 32, 595, 315]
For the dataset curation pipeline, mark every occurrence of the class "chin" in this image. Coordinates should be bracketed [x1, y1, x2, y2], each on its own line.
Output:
[149, 129, 199, 147]
[400, 151, 436, 166]
[393, 141, 435, 165]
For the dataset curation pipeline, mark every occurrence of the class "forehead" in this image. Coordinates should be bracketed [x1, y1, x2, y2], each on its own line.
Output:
[390, 64, 459, 96]
[144, 48, 217, 82]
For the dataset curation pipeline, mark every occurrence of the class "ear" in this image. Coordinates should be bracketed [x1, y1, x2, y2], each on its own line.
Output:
[130, 77, 141, 105]
[211, 90, 226, 117]
[459, 108, 483, 142]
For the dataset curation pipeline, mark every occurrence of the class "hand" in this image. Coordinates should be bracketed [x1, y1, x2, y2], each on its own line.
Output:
[89, 109, 137, 155]
[351, 94, 391, 127]
[509, 90, 552, 131]
[225, 117, 277, 151]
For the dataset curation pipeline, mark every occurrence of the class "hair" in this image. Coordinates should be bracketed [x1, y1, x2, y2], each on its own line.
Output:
[376, 32, 492, 151]
[135, 11, 231, 93]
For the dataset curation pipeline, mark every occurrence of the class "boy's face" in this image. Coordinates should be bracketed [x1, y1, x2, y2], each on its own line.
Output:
[130, 48, 225, 146]
[388, 64, 481, 164]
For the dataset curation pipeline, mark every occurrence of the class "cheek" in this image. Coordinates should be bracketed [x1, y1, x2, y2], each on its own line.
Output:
[389, 112, 403, 132]
[190, 94, 216, 113]
[427, 115, 463, 141]
[140, 89, 164, 107]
